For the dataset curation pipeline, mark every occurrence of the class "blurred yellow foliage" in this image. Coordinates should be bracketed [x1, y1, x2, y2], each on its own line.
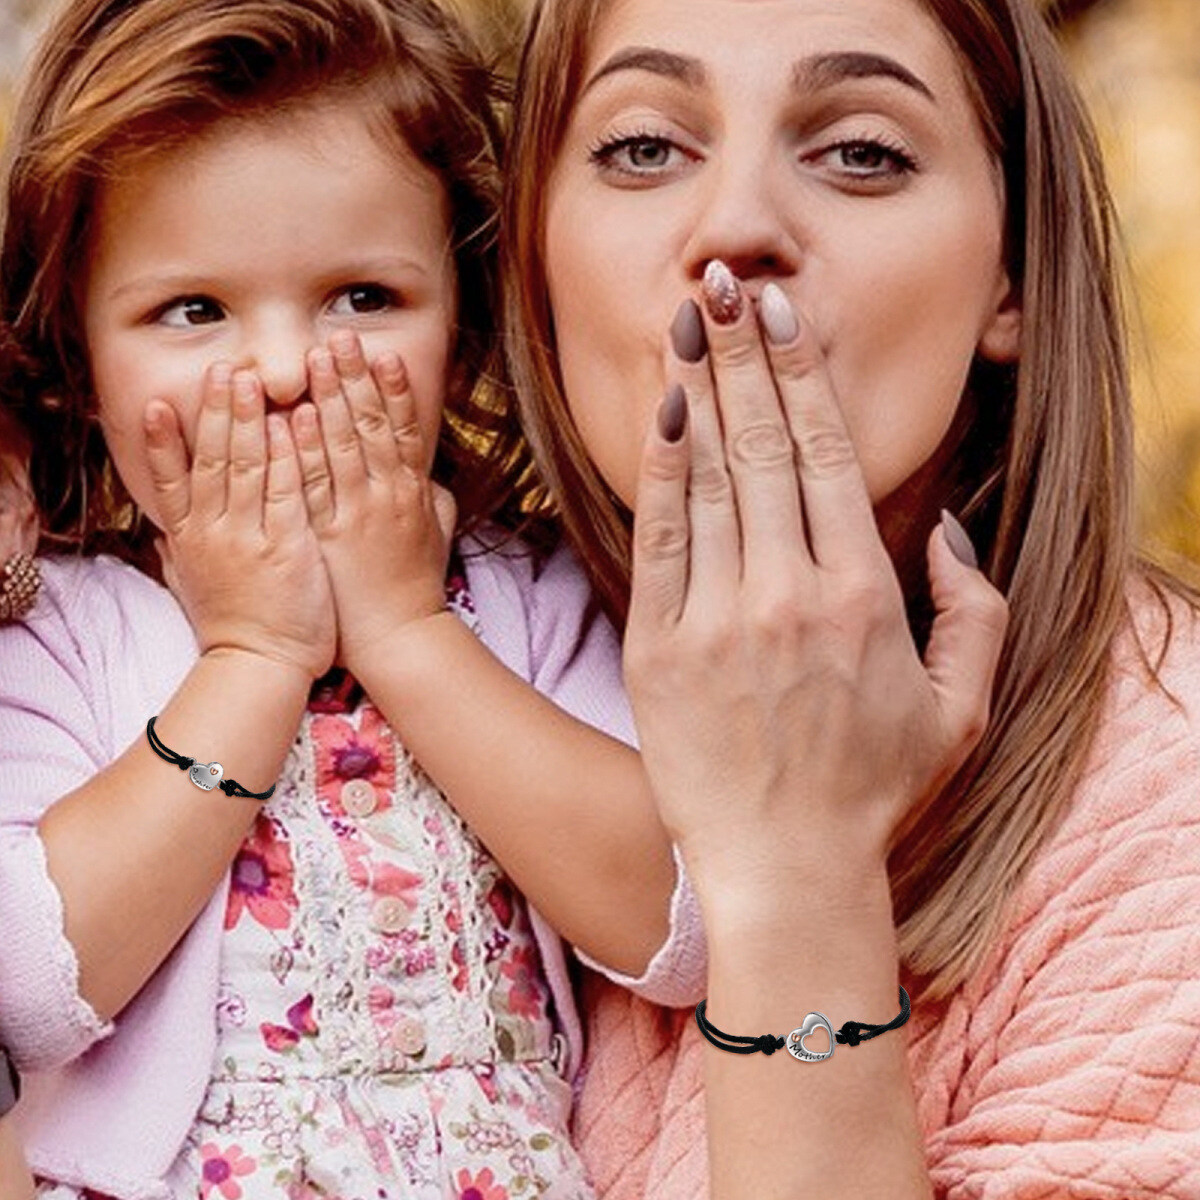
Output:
[0, 0, 1197, 565]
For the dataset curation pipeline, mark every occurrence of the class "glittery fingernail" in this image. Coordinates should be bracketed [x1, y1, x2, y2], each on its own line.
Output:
[760, 283, 799, 345]
[702, 259, 743, 325]
[941, 509, 978, 569]
[670, 298, 707, 362]
[657, 384, 688, 443]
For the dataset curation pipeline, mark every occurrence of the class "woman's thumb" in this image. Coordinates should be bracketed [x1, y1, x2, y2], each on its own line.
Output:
[923, 511, 1008, 756]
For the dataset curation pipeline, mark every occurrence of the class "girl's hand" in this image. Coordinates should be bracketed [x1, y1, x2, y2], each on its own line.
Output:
[144, 363, 337, 680]
[289, 332, 454, 674]
[624, 269, 1008, 896]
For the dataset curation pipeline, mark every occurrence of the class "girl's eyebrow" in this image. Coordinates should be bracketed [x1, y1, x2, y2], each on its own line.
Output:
[582, 46, 934, 105]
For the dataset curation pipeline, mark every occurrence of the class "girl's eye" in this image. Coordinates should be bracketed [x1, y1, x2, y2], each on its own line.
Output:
[157, 296, 224, 328]
[818, 138, 917, 182]
[330, 285, 397, 315]
[589, 134, 688, 178]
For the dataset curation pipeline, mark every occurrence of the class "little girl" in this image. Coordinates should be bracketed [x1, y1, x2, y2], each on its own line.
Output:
[0, 0, 703, 1195]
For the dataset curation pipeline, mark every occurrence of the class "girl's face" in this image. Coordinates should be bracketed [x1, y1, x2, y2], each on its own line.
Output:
[85, 100, 456, 530]
[543, 0, 1022, 511]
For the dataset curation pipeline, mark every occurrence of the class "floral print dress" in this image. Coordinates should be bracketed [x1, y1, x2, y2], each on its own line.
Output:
[38, 576, 595, 1200]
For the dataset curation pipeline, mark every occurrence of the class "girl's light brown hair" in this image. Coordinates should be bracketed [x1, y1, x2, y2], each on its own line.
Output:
[503, 0, 1177, 1002]
[0, 0, 546, 582]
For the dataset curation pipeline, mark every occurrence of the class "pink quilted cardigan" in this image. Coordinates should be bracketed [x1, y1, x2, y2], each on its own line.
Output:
[573, 582, 1200, 1199]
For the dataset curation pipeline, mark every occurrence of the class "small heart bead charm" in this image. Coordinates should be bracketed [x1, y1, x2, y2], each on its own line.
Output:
[188, 760, 225, 791]
[786, 1012, 835, 1062]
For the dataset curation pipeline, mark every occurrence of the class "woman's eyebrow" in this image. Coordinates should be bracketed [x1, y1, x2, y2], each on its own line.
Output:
[794, 51, 935, 102]
[580, 46, 934, 104]
[582, 47, 706, 97]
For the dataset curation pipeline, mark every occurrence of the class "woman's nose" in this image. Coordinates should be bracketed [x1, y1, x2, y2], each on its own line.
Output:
[681, 156, 801, 287]
[241, 317, 312, 408]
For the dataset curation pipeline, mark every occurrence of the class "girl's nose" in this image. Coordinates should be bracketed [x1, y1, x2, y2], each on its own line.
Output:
[681, 156, 801, 288]
[242, 319, 311, 407]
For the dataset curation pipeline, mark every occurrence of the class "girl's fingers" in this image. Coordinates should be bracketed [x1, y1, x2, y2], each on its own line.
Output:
[189, 363, 233, 521]
[667, 300, 739, 610]
[309, 346, 365, 508]
[142, 401, 191, 534]
[698, 261, 808, 580]
[627, 385, 691, 639]
[758, 283, 886, 574]
[330, 332, 400, 481]
[263, 412, 307, 541]
[290, 402, 336, 534]
[374, 352, 425, 473]
[226, 370, 269, 528]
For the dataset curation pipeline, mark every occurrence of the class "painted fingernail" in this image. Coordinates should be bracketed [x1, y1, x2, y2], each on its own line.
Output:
[701, 259, 743, 325]
[670, 298, 707, 362]
[941, 509, 978, 569]
[760, 282, 799, 345]
[657, 383, 688, 443]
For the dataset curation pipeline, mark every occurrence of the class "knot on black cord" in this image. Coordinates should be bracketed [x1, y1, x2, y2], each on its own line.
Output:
[835, 1024, 863, 1047]
[219, 779, 238, 797]
[755, 1035, 785, 1055]
[177, 757, 194, 770]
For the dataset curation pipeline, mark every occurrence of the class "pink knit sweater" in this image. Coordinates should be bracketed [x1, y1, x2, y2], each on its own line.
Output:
[572, 582, 1200, 1198]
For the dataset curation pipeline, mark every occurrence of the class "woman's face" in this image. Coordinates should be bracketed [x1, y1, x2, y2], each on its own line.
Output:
[543, 0, 1021, 511]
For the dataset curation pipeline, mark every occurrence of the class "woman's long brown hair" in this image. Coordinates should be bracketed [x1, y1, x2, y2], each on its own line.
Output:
[0, 0, 549, 584]
[502, 0, 1184, 1002]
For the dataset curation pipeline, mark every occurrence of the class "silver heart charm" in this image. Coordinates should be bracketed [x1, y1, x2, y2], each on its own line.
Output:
[188, 760, 225, 791]
[786, 1012, 835, 1062]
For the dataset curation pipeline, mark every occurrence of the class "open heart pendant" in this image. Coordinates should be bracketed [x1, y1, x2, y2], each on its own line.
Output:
[786, 1012, 835, 1062]
[188, 760, 225, 791]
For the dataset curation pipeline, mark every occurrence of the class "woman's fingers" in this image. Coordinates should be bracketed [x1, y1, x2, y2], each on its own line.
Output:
[758, 282, 884, 574]
[227, 370, 269, 527]
[142, 400, 191, 534]
[923, 513, 1008, 759]
[668, 300, 739, 608]
[698, 261, 807, 580]
[627, 385, 691, 637]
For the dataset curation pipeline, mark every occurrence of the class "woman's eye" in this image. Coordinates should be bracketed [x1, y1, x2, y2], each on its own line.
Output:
[590, 134, 686, 177]
[330, 285, 396, 315]
[157, 296, 224, 328]
[819, 139, 917, 181]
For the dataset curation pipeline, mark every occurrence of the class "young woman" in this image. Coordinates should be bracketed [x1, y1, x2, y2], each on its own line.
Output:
[501, 0, 1200, 1194]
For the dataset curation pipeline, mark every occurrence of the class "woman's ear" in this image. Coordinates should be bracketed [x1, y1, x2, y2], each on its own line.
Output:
[978, 274, 1022, 363]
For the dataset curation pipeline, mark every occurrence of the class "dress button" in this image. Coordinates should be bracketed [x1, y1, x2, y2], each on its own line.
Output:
[370, 896, 412, 934]
[391, 1014, 427, 1056]
[340, 779, 377, 817]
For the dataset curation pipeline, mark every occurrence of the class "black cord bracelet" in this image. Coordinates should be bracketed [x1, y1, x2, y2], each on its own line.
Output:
[146, 716, 276, 800]
[695, 986, 910, 1063]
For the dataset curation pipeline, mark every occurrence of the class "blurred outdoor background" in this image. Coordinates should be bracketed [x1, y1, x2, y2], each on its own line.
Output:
[1, 0, 1197, 565]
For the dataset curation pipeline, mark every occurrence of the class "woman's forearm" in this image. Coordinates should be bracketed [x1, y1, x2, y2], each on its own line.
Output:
[38, 647, 311, 1022]
[696, 856, 931, 1200]
[0, 1116, 33, 1200]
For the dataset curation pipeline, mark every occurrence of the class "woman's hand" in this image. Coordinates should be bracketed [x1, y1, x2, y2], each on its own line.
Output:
[288, 332, 454, 675]
[144, 363, 337, 680]
[624, 264, 1008, 894]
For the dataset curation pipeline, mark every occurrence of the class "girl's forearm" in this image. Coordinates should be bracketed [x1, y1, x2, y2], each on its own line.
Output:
[352, 612, 676, 976]
[39, 648, 311, 1021]
[697, 861, 932, 1200]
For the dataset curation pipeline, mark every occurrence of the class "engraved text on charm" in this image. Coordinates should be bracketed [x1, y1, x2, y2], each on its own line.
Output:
[786, 1012, 835, 1062]
[188, 761, 224, 791]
